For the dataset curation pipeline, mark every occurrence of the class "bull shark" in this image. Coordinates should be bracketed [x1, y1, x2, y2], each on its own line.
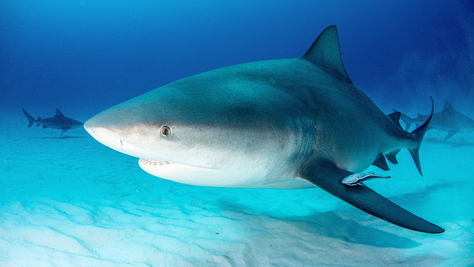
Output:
[84, 25, 444, 234]
[395, 101, 474, 140]
[23, 108, 83, 133]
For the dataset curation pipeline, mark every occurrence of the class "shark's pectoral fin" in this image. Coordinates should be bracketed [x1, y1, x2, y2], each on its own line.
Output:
[42, 125, 48, 129]
[299, 159, 444, 234]
[62, 127, 71, 133]
[444, 130, 457, 140]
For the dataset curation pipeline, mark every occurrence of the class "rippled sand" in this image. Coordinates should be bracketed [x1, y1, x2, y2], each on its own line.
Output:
[1, 111, 473, 266]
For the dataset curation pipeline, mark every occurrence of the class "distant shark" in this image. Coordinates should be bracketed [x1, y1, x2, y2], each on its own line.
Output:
[23, 108, 83, 133]
[84, 25, 443, 234]
[395, 101, 474, 140]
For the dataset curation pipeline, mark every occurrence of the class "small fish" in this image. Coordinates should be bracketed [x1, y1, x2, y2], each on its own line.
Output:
[342, 172, 391, 186]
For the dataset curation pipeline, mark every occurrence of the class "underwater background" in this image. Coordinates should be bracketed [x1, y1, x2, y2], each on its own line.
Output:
[1, 0, 473, 266]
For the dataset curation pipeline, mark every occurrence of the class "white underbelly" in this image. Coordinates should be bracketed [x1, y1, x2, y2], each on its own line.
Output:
[138, 159, 315, 189]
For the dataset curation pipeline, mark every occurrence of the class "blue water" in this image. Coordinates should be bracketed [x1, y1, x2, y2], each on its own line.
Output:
[1, 1, 474, 266]
[2, 0, 473, 113]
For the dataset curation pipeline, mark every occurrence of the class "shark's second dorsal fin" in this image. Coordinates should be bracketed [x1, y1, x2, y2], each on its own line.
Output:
[55, 109, 65, 118]
[301, 25, 352, 84]
[387, 112, 402, 129]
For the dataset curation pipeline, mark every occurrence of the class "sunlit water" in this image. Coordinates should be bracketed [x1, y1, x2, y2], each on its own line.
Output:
[1, 112, 472, 266]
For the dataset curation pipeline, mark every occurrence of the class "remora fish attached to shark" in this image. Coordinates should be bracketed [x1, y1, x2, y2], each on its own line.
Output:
[396, 101, 474, 140]
[23, 108, 83, 133]
[85, 25, 443, 233]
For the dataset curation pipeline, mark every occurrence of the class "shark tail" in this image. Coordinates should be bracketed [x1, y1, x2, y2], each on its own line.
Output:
[22, 108, 36, 127]
[407, 97, 434, 176]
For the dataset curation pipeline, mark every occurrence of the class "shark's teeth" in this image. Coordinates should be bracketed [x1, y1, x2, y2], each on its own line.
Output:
[139, 158, 170, 166]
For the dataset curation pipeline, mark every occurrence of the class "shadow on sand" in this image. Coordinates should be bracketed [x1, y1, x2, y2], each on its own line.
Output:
[29, 136, 88, 140]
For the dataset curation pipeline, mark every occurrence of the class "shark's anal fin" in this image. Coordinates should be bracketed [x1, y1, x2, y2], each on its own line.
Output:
[299, 159, 444, 234]
[385, 149, 400, 164]
[372, 153, 390, 171]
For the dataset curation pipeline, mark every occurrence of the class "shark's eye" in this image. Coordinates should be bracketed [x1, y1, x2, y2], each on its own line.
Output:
[160, 125, 172, 137]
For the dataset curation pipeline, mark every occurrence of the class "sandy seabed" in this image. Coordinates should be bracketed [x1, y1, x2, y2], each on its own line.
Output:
[0, 111, 473, 267]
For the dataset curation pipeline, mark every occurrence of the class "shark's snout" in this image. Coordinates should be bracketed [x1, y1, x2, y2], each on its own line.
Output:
[84, 120, 124, 150]
[84, 115, 161, 161]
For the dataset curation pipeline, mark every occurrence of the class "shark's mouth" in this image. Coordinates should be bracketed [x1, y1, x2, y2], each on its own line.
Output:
[139, 158, 173, 166]
[138, 158, 214, 172]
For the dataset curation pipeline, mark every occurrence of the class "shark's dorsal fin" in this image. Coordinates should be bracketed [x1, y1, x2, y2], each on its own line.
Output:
[301, 25, 352, 84]
[442, 101, 455, 113]
[387, 112, 402, 129]
[55, 109, 65, 118]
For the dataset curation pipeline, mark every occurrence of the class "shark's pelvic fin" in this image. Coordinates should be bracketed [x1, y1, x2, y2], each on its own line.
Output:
[299, 159, 444, 234]
[444, 130, 458, 140]
[301, 25, 352, 84]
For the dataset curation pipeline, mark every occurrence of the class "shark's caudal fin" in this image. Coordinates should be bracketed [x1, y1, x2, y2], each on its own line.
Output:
[22, 108, 36, 127]
[408, 97, 434, 176]
[301, 25, 353, 84]
[386, 99, 434, 175]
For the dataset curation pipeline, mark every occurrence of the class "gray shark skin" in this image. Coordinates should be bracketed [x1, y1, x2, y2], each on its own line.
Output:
[23, 108, 83, 133]
[396, 101, 474, 140]
[85, 26, 443, 234]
